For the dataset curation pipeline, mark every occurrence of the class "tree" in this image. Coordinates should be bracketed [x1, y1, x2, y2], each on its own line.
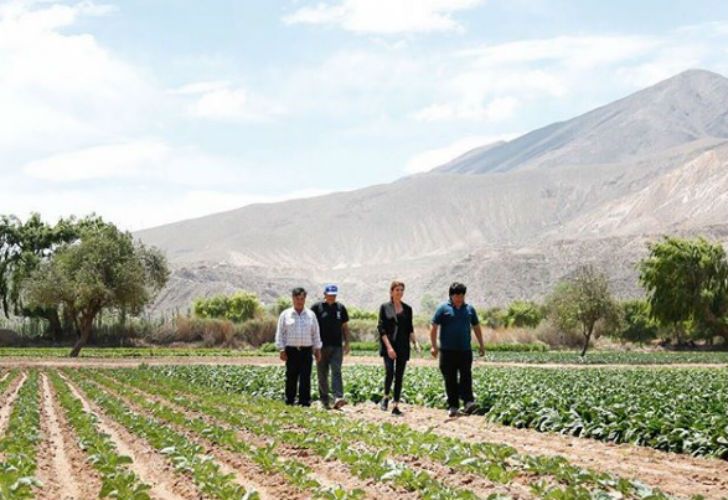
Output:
[546, 265, 619, 356]
[23, 222, 169, 357]
[619, 300, 658, 346]
[419, 294, 439, 317]
[479, 307, 506, 329]
[504, 300, 544, 328]
[0, 213, 101, 340]
[639, 236, 728, 344]
[193, 291, 261, 323]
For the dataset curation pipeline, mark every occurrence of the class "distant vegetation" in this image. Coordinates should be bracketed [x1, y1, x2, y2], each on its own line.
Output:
[2, 213, 728, 356]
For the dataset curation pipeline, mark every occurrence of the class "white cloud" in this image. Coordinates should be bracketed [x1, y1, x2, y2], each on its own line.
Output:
[414, 96, 520, 122]
[0, 0, 157, 154]
[174, 81, 286, 121]
[22, 140, 249, 188]
[405, 133, 518, 173]
[283, 0, 484, 34]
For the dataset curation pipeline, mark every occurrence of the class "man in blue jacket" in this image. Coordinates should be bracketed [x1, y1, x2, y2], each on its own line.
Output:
[430, 282, 485, 417]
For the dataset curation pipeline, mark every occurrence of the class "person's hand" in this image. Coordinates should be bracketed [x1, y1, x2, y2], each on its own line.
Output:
[314, 349, 322, 362]
[279, 350, 287, 362]
[387, 347, 397, 360]
[343, 343, 351, 356]
[430, 346, 439, 359]
[478, 345, 485, 357]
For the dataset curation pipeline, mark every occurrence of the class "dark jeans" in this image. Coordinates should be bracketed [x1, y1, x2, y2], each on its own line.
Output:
[439, 349, 474, 409]
[317, 346, 344, 404]
[285, 346, 313, 406]
[383, 355, 407, 402]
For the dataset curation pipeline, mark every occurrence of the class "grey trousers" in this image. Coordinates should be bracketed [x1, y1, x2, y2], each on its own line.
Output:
[317, 346, 344, 404]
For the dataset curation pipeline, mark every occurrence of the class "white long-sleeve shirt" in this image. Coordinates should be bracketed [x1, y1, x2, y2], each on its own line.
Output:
[275, 307, 322, 351]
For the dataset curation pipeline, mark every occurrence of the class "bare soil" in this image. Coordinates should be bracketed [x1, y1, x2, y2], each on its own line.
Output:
[89, 372, 408, 499]
[35, 373, 101, 499]
[1, 356, 726, 369]
[344, 402, 728, 499]
[59, 374, 199, 500]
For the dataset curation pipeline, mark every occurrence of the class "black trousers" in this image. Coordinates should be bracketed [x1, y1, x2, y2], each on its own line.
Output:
[285, 346, 313, 406]
[383, 355, 407, 402]
[439, 349, 474, 409]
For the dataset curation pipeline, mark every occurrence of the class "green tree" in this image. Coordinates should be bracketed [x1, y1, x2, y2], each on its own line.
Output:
[546, 265, 619, 356]
[504, 300, 544, 328]
[479, 307, 506, 329]
[23, 222, 169, 357]
[348, 307, 377, 321]
[272, 296, 292, 316]
[639, 236, 728, 344]
[619, 300, 658, 346]
[419, 293, 439, 317]
[0, 213, 104, 340]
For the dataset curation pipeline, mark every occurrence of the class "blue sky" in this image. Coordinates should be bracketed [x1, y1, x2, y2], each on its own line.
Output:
[3, 0, 728, 230]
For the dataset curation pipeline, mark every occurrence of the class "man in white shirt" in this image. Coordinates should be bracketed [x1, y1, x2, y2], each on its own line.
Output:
[275, 287, 322, 406]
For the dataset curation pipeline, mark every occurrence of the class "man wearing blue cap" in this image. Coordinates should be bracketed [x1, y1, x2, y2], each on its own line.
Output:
[311, 284, 350, 410]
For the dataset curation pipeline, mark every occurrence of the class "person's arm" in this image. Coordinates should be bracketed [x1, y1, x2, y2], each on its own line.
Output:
[473, 324, 485, 356]
[311, 312, 322, 362]
[275, 312, 287, 361]
[430, 305, 441, 358]
[407, 306, 419, 351]
[378, 304, 397, 360]
[470, 306, 484, 356]
[429, 323, 439, 358]
[342, 322, 351, 355]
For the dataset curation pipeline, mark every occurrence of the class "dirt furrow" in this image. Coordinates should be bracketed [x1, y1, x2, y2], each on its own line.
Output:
[0, 371, 26, 436]
[346, 402, 728, 499]
[58, 373, 197, 500]
[84, 374, 343, 499]
[35, 373, 101, 500]
[0, 371, 9, 384]
[94, 372, 412, 498]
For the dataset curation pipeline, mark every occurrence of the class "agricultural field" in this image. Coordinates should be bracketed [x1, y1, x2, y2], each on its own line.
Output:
[0, 361, 727, 499]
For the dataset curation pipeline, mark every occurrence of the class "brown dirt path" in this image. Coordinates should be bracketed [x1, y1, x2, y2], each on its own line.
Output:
[35, 373, 101, 499]
[345, 402, 728, 499]
[87, 371, 405, 499]
[0, 371, 26, 436]
[58, 373, 198, 500]
[1, 356, 726, 369]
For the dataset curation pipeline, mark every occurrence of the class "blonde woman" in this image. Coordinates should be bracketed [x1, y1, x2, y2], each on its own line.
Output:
[377, 280, 417, 416]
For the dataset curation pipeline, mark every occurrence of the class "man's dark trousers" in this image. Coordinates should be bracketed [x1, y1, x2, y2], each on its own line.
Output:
[285, 346, 313, 406]
[439, 349, 474, 409]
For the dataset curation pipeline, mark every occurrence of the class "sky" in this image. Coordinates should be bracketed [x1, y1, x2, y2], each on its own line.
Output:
[3, 0, 728, 230]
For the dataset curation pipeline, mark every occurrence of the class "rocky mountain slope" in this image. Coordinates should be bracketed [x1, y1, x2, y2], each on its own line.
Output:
[137, 69, 728, 311]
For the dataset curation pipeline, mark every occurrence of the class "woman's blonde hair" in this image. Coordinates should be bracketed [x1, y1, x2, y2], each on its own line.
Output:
[389, 280, 405, 296]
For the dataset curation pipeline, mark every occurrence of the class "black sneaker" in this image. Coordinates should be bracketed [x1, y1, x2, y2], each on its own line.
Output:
[448, 407, 460, 418]
[463, 401, 478, 415]
[379, 397, 389, 411]
[391, 406, 403, 416]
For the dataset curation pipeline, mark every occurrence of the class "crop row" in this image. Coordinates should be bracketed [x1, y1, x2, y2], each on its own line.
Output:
[78, 368, 362, 499]
[63, 370, 255, 499]
[47, 371, 151, 498]
[107, 366, 674, 499]
[155, 364, 728, 459]
[0, 371, 41, 498]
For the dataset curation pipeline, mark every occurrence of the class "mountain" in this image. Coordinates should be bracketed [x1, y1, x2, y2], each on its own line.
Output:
[137, 69, 728, 312]
[436, 69, 728, 174]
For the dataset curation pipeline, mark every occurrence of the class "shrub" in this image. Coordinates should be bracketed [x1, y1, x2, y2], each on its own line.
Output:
[193, 291, 261, 323]
[504, 301, 544, 328]
[233, 318, 277, 347]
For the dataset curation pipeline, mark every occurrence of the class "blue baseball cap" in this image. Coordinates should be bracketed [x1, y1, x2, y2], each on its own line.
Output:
[324, 284, 338, 295]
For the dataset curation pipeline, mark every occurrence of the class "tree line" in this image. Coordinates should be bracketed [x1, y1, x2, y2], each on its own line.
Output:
[3, 213, 728, 357]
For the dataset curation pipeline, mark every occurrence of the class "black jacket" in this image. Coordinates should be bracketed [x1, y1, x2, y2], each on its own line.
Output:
[377, 301, 414, 360]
